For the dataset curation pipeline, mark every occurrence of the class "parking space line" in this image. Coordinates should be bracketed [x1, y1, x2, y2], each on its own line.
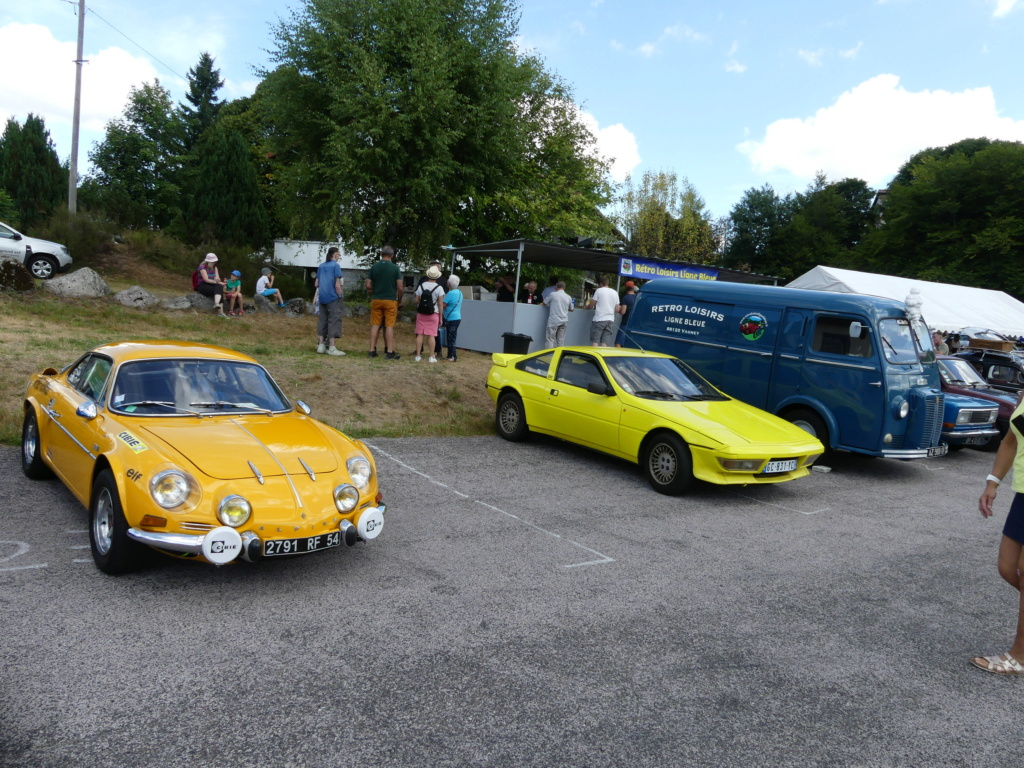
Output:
[369, 444, 615, 568]
[728, 490, 829, 516]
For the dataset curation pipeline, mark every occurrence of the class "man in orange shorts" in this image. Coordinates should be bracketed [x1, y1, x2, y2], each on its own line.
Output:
[365, 244, 403, 359]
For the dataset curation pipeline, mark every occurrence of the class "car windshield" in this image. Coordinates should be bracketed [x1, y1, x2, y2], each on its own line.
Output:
[603, 355, 727, 401]
[939, 358, 988, 387]
[878, 318, 920, 364]
[109, 359, 291, 416]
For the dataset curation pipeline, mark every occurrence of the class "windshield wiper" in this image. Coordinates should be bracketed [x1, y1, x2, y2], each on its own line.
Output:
[190, 400, 274, 414]
[633, 390, 680, 400]
[686, 394, 727, 401]
[119, 400, 199, 415]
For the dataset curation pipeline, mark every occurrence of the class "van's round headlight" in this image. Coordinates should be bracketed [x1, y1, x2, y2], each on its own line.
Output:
[334, 484, 359, 512]
[150, 470, 193, 509]
[892, 398, 909, 420]
[347, 456, 371, 489]
[218, 495, 252, 527]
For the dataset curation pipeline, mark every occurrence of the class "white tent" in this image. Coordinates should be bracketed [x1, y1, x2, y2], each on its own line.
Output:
[787, 266, 1024, 337]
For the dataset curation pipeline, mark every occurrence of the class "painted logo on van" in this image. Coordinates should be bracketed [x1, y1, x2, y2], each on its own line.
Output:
[739, 313, 768, 341]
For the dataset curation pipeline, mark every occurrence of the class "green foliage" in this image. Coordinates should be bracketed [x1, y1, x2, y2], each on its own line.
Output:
[87, 80, 185, 228]
[0, 189, 17, 226]
[724, 184, 794, 272]
[890, 137, 995, 188]
[34, 209, 117, 265]
[0, 114, 66, 230]
[181, 52, 226, 152]
[265, 0, 612, 262]
[858, 140, 1024, 299]
[187, 127, 270, 248]
[617, 170, 714, 263]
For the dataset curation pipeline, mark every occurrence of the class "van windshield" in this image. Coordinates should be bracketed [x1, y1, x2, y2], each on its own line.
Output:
[878, 319, 919, 364]
[912, 319, 935, 364]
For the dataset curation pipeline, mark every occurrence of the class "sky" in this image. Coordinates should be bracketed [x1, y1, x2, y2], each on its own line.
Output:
[3, 0, 1024, 219]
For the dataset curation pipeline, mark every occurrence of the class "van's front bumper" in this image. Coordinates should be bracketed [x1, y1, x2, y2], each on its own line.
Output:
[881, 444, 949, 459]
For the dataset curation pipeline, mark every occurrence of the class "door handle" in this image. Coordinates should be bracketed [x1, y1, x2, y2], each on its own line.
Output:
[549, 389, 559, 396]
[868, 381, 882, 387]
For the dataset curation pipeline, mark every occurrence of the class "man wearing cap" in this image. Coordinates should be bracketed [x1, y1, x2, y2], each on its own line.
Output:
[615, 281, 638, 347]
[365, 245, 403, 360]
[587, 276, 619, 347]
[195, 252, 227, 316]
[315, 246, 346, 356]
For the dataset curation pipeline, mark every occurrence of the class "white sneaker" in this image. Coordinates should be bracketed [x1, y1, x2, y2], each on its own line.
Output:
[428, 356, 437, 363]
[316, 343, 326, 354]
[327, 347, 346, 356]
[414, 355, 422, 362]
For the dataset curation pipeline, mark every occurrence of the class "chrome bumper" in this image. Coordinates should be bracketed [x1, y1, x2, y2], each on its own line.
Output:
[127, 528, 204, 554]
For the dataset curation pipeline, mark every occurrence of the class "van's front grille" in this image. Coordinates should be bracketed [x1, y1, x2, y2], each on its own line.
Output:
[923, 394, 944, 445]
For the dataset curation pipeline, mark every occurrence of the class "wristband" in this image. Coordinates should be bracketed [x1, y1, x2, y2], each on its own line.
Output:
[986, 474, 1002, 486]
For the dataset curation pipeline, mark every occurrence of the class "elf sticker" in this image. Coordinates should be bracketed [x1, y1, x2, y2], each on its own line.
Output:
[739, 313, 767, 341]
[117, 430, 149, 454]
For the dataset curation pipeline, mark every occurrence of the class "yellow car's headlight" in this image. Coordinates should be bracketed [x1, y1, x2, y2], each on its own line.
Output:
[347, 456, 371, 489]
[718, 459, 763, 472]
[334, 484, 360, 512]
[150, 470, 195, 508]
[218, 495, 252, 527]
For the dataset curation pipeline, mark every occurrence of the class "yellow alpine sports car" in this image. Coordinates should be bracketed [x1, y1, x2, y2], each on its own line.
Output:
[486, 347, 824, 495]
[21, 341, 386, 573]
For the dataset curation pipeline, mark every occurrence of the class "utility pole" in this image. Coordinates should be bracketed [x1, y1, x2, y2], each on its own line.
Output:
[68, 0, 86, 214]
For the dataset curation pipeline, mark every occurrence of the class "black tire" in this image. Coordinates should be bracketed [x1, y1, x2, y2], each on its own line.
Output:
[21, 408, 54, 480]
[495, 391, 529, 442]
[89, 469, 144, 574]
[786, 408, 830, 450]
[642, 432, 694, 495]
[26, 254, 58, 280]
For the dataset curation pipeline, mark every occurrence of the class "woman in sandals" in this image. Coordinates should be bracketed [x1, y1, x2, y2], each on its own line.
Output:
[975, 392, 1024, 674]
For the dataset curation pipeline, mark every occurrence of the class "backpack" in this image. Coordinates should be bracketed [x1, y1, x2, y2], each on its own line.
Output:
[417, 284, 438, 315]
[191, 270, 201, 290]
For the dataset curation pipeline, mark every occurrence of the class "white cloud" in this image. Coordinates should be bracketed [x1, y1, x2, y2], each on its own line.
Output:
[578, 111, 641, 183]
[636, 23, 707, 57]
[737, 74, 1024, 187]
[993, 0, 1021, 17]
[638, 42, 658, 58]
[610, 39, 624, 51]
[839, 42, 863, 59]
[797, 48, 825, 66]
[727, 41, 739, 56]
[570, 20, 586, 36]
[725, 60, 747, 74]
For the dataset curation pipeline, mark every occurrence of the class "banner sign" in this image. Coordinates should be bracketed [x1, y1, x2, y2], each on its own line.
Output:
[618, 256, 718, 282]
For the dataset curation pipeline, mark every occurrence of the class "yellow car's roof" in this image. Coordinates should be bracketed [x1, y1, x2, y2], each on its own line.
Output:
[88, 340, 258, 364]
[522, 346, 674, 360]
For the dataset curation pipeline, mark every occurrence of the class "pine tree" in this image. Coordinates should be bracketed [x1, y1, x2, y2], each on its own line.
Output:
[0, 114, 66, 230]
[188, 127, 270, 247]
[181, 52, 226, 152]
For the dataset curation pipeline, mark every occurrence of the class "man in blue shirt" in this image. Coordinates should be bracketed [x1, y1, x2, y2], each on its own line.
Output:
[315, 247, 345, 356]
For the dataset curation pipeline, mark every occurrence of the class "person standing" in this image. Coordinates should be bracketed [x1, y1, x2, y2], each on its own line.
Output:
[541, 276, 559, 302]
[495, 274, 515, 302]
[315, 247, 345, 356]
[932, 331, 950, 355]
[365, 245, 403, 360]
[974, 392, 1024, 674]
[543, 281, 574, 348]
[413, 265, 445, 362]
[195, 253, 228, 317]
[519, 280, 542, 305]
[615, 281, 638, 347]
[587, 276, 619, 347]
[443, 274, 463, 362]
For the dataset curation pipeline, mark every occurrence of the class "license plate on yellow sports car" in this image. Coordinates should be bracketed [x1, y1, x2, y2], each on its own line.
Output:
[264, 531, 342, 557]
[762, 459, 798, 474]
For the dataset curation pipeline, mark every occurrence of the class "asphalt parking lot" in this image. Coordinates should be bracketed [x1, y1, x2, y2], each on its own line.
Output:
[2, 438, 1023, 767]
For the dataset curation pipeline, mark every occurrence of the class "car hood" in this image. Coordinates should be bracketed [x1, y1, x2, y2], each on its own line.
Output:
[140, 417, 340, 480]
[629, 397, 819, 448]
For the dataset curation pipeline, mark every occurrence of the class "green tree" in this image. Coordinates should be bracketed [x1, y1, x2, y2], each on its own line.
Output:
[87, 80, 184, 228]
[180, 52, 226, 152]
[890, 137, 994, 188]
[188, 127, 270, 247]
[724, 184, 793, 272]
[617, 170, 714, 262]
[265, 0, 611, 261]
[858, 140, 1024, 298]
[0, 114, 66, 230]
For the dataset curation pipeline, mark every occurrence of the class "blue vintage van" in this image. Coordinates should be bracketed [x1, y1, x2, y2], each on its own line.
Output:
[622, 278, 957, 458]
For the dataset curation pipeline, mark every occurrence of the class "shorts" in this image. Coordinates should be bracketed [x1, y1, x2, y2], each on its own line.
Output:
[260, 289, 277, 297]
[590, 320, 615, 346]
[370, 299, 399, 327]
[415, 312, 440, 337]
[1003, 493, 1024, 544]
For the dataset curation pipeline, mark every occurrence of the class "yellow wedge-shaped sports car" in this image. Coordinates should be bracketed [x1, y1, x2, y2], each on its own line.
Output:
[486, 346, 824, 494]
[22, 341, 386, 573]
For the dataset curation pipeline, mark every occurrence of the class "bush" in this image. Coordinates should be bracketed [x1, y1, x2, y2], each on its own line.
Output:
[34, 209, 117, 266]
[121, 229, 195, 275]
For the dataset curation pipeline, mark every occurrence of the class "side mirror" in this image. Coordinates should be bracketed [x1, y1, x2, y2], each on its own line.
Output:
[12, 233, 21, 241]
[295, 400, 311, 415]
[76, 401, 98, 420]
[587, 381, 613, 396]
[849, 321, 867, 339]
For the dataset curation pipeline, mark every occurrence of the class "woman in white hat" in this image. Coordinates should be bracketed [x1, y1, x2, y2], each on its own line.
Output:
[413, 265, 445, 362]
[195, 253, 227, 316]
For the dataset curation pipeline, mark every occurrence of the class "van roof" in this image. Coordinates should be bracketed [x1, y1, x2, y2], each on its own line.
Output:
[639, 277, 912, 318]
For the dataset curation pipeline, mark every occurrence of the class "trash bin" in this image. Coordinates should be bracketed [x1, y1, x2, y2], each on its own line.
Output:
[501, 332, 533, 355]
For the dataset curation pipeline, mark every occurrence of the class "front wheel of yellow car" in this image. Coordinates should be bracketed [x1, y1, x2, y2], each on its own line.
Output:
[642, 432, 694, 495]
[21, 408, 54, 480]
[496, 392, 529, 442]
[90, 469, 144, 574]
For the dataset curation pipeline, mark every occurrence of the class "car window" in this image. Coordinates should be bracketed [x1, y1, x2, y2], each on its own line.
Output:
[554, 353, 606, 391]
[876, 319, 918, 364]
[0, 224, 15, 239]
[604, 355, 727, 401]
[66, 354, 112, 401]
[812, 316, 875, 359]
[516, 351, 553, 378]
[988, 365, 1022, 384]
[939, 358, 988, 386]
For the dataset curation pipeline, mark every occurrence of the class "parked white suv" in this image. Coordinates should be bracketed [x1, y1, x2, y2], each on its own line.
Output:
[0, 221, 73, 279]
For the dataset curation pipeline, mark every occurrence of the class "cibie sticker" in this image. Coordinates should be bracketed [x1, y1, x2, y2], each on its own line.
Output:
[739, 313, 768, 341]
[117, 430, 149, 454]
